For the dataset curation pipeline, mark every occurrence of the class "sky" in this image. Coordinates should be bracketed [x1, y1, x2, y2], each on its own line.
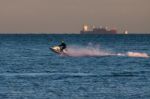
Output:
[0, 0, 150, 33]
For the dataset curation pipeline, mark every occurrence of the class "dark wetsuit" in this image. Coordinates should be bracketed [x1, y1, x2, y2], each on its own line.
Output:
[59, 42, 66, 51]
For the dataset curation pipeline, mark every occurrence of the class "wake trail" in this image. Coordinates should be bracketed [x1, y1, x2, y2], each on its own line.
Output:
[64, 45, 149, 58]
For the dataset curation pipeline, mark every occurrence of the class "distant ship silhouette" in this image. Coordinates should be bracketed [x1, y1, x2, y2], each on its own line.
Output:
[80, 25, 117, 34]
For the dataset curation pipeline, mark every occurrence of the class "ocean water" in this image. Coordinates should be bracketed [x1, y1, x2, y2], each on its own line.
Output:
[0, 34, 150, 99]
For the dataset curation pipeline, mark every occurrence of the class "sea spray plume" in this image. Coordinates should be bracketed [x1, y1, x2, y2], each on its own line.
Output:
[65, 44, 112, 57]
[60, 43, 149, 58]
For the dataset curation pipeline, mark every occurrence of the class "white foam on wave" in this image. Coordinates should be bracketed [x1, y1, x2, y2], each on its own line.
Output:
[0, 73, 96, 77]
[126, 52, 149, 58]
[117, 52, 149, 58]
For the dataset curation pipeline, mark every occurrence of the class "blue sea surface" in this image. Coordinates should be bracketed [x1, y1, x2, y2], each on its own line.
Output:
[0, 34, 150, 99]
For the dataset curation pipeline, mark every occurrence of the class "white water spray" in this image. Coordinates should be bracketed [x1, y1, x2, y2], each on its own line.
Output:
[64, 44, 149, 58]
[66, 45, 111, 57]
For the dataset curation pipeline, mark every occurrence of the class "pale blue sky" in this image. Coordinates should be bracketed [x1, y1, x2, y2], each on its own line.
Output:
[0, 0, 150, 33]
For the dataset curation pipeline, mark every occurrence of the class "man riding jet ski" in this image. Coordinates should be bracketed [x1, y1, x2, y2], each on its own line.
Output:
[58, 41, 67, 52]
[50, 41, 67, 55]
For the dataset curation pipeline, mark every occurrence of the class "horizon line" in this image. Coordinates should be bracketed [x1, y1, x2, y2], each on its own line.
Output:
[0, 32, 150, 34]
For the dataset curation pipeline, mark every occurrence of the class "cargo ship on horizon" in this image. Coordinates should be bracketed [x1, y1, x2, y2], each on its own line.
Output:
[80, 25, 117, 34]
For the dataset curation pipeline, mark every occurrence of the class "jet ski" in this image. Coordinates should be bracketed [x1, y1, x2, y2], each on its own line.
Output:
[50, 45, 68, 55]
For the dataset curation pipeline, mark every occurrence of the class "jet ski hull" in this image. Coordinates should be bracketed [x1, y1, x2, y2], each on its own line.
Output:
[50, 46, 68, 55]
